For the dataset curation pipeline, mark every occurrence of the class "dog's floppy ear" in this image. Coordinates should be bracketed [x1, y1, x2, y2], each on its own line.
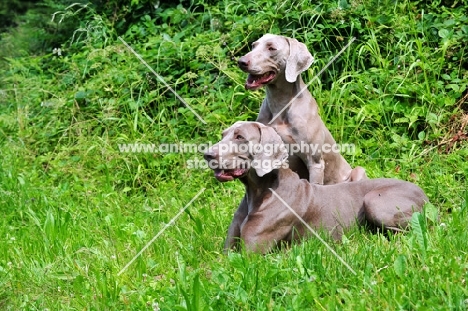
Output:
[285, 37, 314, 83]
[252, 123, 288, 177]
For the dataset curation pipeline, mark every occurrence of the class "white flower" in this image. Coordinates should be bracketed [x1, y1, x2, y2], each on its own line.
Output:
[53, 48, 62, 56]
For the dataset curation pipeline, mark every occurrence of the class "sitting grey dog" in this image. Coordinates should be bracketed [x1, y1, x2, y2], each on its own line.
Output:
[204, 121, 429, 253]
[238, 34, 366, 184]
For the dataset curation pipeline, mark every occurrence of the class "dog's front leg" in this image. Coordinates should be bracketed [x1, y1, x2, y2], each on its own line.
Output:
[240, 224, 277, 254]
[304, 152, 324, 184]
[240, 213, 295, 254]
[291, 119, 325, 184]
[224, 195, 248, 252]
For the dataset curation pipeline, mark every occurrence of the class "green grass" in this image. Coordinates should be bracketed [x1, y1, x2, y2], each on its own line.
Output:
[0, 0, 468, 309]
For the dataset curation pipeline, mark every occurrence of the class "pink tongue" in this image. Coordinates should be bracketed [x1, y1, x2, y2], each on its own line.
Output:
[214, 170, 227, 178]
[247, 74, 264, 88]
[246, 72, 274, 89]
[214, 169, 246, 181]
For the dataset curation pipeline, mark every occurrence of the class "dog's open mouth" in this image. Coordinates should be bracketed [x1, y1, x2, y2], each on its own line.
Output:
[213, 168, 248, 182]
[245, 71, 276, 90]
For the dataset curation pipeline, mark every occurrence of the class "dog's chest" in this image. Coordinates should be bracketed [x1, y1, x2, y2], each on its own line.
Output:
[271, 121, 297, 144]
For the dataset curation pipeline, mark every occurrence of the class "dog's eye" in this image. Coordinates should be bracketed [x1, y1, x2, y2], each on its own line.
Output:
[235, 134, 245, 140]
[268, 47, 277, 51]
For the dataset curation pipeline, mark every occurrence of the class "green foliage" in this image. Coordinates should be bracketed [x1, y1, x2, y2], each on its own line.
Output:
[0, 0, 467, 309]
[410, 212, 429, 258]
[0, 0, 36, 31]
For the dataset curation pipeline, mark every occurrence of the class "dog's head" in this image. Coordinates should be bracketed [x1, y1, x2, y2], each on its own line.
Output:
[204, 121, 288, 182]
[237, 34, 314, 90]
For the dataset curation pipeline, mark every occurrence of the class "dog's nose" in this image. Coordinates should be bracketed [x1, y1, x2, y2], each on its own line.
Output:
[204, 149, 218, 162]
[238, 57, 249, 69]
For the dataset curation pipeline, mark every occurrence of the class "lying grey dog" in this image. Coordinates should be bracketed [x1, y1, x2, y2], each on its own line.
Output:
[238, 34, 366, 184]
[204, 121, 429, 253]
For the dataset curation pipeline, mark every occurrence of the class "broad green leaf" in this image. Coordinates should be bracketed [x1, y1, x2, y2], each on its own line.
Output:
[411, 212, 428, 257]
[394, 254, 407, 278]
